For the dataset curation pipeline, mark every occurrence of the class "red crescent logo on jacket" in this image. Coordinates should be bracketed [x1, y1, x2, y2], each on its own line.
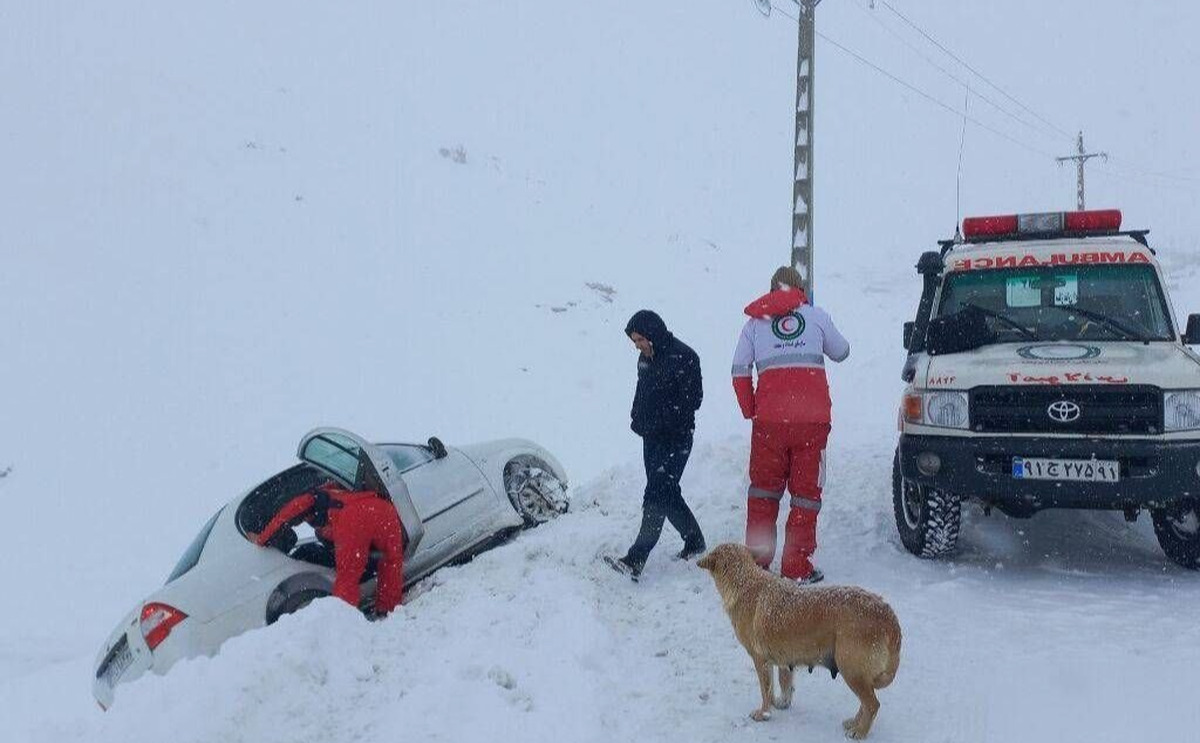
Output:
[772, 313, 805, 341]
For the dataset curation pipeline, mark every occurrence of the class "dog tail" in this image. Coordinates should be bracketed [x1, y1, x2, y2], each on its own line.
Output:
[872, 625, 902, 689]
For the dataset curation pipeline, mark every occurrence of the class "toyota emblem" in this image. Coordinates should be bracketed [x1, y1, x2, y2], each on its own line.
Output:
[1047, 400, 1082, 423]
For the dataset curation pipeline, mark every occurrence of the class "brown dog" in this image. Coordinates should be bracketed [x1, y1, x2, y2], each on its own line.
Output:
[697, 543, 901, 739]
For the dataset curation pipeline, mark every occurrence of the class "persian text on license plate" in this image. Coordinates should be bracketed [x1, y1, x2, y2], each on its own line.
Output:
[1012, 457, 1120, 482]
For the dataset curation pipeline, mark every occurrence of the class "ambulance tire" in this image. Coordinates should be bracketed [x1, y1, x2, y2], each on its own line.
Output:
[893, 450, 961, 559]
[1151, 501, 1200, 570]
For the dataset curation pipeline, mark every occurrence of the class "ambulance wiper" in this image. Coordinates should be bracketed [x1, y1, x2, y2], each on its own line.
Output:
[1047, 305, 1148, 341]
[961, 303, 1037, 341]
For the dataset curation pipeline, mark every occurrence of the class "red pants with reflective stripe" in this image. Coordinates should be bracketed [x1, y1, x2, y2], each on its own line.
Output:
[326, 498, 406, 615]
[745, 421, 830, 579]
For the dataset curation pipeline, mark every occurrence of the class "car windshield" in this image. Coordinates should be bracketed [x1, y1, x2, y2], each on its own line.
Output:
[167, 507, 224, 583]
[936, 264, 1174, 345]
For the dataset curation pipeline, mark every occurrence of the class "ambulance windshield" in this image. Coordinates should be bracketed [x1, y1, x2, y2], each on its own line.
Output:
[936, 264, 1174, 345]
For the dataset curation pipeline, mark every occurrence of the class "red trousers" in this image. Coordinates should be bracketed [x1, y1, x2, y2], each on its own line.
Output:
[326, 497, 406, 615]
[745, 421, 830, 579]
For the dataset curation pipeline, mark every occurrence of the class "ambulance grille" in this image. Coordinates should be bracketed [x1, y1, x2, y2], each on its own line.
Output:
[970, 385, 1162, 435]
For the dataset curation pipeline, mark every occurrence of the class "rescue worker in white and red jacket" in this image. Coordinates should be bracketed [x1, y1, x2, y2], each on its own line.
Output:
[731, 266, 849, 584]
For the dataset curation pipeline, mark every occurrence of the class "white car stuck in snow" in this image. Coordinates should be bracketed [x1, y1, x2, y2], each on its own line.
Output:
[92, 427, 569, 709]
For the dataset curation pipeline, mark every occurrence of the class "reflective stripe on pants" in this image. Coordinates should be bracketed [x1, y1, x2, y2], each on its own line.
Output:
[745, 420, 831, 579]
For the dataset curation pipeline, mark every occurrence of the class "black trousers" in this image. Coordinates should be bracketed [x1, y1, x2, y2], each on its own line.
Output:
[624, 433, 705, 569]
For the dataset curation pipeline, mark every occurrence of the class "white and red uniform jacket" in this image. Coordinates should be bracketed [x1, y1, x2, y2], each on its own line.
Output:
[731, 288, 850, 424]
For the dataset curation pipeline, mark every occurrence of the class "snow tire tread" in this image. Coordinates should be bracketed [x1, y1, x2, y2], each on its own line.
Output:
[917, 488, 962, 559]
[893, 449, 962, 559]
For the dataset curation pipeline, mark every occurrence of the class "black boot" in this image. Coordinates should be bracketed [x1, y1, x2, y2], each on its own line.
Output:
[604, 555, 642, 582]
[675, 541, 707, 561]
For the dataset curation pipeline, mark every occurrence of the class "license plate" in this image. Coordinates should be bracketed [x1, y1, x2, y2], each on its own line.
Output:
[1012, 457, 1120, 482]
[101, 641, 134, 687]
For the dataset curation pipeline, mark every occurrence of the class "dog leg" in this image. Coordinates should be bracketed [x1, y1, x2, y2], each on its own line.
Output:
[749, 657, 774, 721]
[841, 674, 881, 740]
[774, 666, 794, 710]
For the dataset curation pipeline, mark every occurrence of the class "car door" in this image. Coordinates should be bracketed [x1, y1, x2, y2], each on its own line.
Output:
[385, 444, 502, 568]
[295, 428, 426, 557]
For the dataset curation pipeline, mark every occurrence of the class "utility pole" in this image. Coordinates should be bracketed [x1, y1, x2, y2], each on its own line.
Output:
[791, 0, 820, 296]
[1056, 131, 1107, 210]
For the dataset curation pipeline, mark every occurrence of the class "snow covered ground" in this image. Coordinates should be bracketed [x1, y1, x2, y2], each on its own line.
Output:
[3, 1, 1200, 741]
[10, 440, 1200, 742]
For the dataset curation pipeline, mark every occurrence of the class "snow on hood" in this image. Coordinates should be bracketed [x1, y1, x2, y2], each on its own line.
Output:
[921, 342, 1200, 389]
[743, 287, 807, 319]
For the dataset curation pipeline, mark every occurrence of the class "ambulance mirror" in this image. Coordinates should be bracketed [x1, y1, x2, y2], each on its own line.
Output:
[1184, 314, 1200, 345]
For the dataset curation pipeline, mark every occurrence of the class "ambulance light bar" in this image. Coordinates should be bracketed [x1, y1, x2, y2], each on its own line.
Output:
[961, 209, 1122, 242]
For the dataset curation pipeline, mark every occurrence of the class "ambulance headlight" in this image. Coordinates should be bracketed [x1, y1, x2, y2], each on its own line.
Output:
[924, 392, 970, 429]
[1164, 390, 1200, 431]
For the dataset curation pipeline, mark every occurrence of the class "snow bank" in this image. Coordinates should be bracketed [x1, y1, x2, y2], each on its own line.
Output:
[9, 439, 1200, 742]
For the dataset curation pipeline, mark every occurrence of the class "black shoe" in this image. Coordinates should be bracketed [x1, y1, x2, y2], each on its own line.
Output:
[794, 568, 824, 585]
[604, 555, 641, 582]
[675, 542, 707, 561]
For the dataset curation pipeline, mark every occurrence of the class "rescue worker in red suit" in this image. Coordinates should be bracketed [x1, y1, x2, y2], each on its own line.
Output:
[252, 473, 406, 616]
[731, 266, 849, 584]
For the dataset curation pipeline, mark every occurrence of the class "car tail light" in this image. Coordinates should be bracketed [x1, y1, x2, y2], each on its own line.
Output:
[140, 602, 187, 651]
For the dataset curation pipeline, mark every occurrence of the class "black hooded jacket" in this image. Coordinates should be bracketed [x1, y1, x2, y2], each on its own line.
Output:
[626, 310, 703, 438]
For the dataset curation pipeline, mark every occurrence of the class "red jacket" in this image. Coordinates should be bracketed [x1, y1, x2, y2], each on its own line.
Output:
[256, 481, 407, 615]
[257, 482, 386, 546]
[731, 288, 850, 424]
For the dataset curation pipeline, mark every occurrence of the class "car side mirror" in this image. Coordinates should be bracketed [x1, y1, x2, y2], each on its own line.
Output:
[903, 321, 916, 350]
[1184, 314, 1200, 345]
[428, 437, 448, 459]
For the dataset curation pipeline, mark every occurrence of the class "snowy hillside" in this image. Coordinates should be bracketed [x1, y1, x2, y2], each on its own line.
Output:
[3, 0, 1200, 741]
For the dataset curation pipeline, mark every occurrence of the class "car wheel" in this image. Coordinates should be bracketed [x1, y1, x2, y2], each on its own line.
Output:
[1151, 501, 1200, 570]
[504, 456, 568, 527]
[268, 589, 329, 624]
[893, 450, 961, 559]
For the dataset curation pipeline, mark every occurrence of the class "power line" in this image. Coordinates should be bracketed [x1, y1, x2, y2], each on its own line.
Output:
[768, 6, 1056, 160]
[766, 2, 1197, 198]
[875, 0, 1075, 142]
[814, 30, 1053, 158]
[848, 0, 1064, 145]
[1093, 162, 1200, 195]
[1104, 155, 1200, 184]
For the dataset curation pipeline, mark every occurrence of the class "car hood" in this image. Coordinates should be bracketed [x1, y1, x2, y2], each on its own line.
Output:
[921, 342, 1200, 389]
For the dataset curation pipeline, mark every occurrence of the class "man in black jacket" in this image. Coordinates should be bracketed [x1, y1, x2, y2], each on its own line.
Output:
[606, 310, 707, 581]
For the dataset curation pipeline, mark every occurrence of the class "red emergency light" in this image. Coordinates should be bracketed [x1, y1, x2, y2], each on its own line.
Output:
[962, 209, 1122, 241]
[1065, 209, 1122, 232]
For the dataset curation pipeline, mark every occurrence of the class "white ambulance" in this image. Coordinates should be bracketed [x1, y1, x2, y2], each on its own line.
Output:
[894, 209, 1200, 568]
